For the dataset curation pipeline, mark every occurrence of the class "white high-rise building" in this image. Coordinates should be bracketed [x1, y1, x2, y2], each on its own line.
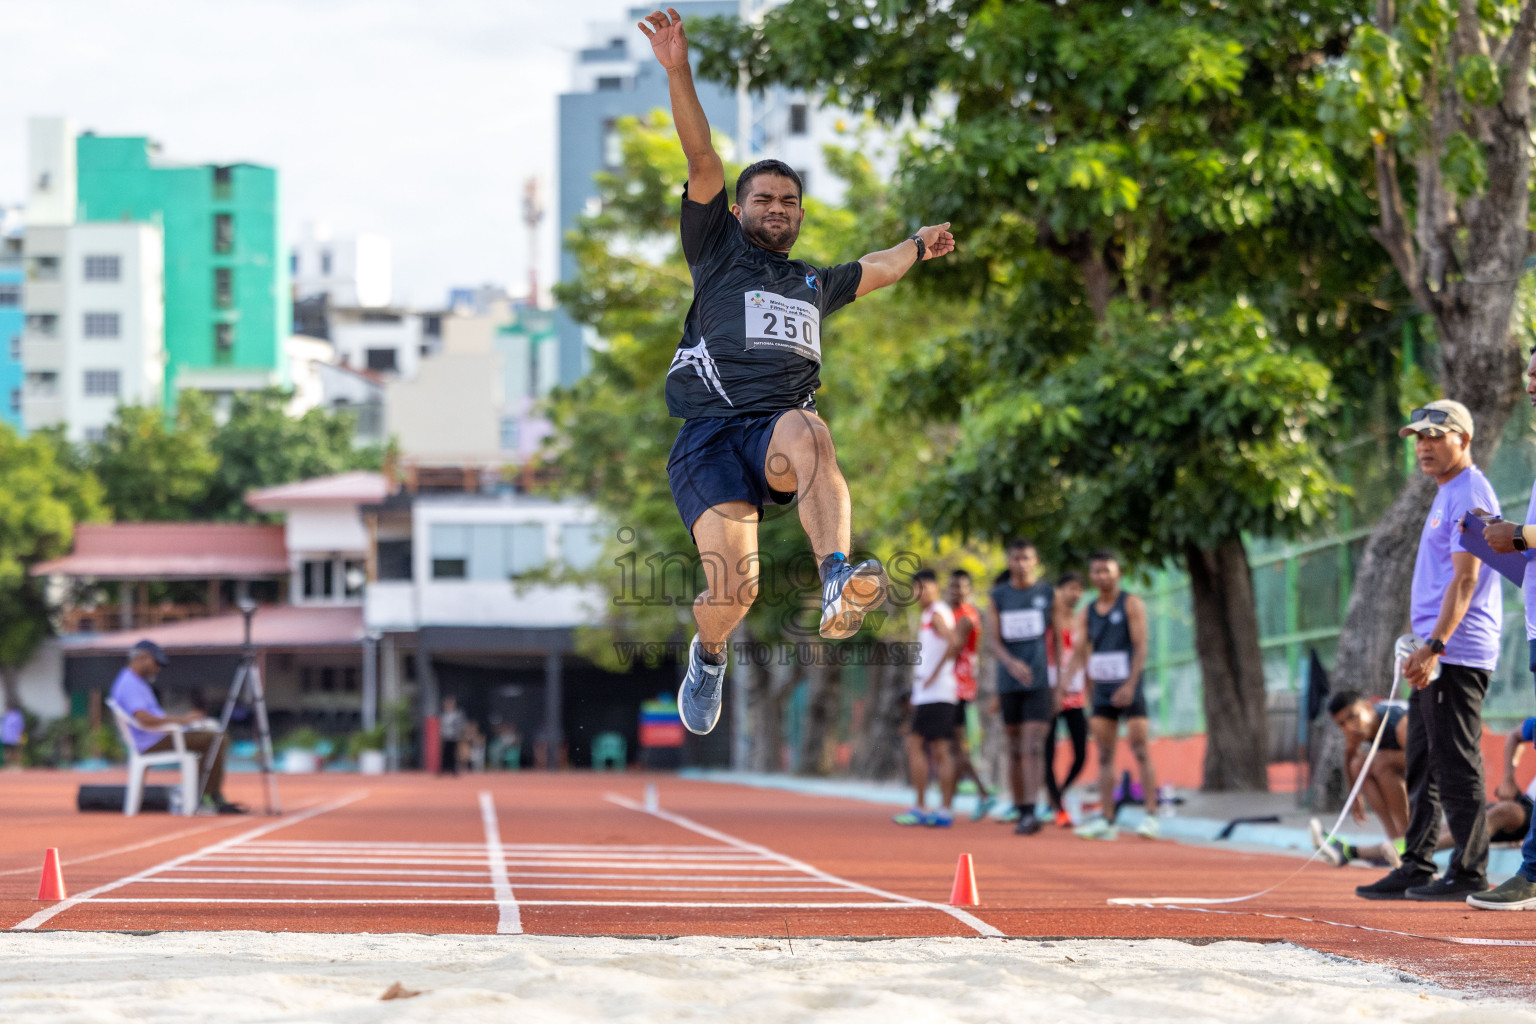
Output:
[292, 222, 392, 308]
[22, 119, 165, 442]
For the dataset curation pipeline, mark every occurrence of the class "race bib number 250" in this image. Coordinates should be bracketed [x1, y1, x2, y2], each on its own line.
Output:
[745, 291, 821, 362]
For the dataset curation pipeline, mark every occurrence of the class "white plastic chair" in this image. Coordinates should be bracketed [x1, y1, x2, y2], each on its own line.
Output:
[105, 698, 199, 817]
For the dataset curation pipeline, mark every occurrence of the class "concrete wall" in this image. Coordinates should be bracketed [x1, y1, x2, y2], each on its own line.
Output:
[384, 351, 502, 463]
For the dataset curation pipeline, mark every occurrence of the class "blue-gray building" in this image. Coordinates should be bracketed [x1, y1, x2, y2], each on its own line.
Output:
[0, 217, 23, 431]
[555, 1, 742, 387]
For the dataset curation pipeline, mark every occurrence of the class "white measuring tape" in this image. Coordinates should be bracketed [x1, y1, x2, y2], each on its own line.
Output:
[1105, 636, 1536, 945]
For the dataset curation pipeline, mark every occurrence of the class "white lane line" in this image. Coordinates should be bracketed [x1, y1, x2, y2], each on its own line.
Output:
[189, 856, 786, 870]
[158, 866, 814, 882]
[604, 794, 1004, 938]
[85, 898, 938, 909]
[478, 791, 520, 935]
[134, 878, 850, 893]
[10, 791, 369, 931]
[0, 820, 247, 878]
[243, 842, 733, 853]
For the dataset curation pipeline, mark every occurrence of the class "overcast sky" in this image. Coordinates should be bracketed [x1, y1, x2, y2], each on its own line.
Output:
[0, 0, 646, 307]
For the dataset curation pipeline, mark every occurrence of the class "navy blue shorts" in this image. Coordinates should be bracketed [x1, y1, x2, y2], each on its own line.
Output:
[668, 411, 796, 541]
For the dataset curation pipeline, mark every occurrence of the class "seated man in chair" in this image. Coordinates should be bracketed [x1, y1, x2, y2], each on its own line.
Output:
[109, 640, 246, 814]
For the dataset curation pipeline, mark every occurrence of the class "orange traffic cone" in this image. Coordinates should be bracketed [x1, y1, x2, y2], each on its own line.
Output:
[949, 852, 980, 907]
[36, 848, 66, 901]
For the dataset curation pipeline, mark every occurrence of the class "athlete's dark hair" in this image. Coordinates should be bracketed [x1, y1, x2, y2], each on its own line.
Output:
[949, 568, 972, 581]
[735, 159, 804, 206]
[913, 568, 939, 584]
[1006, 537, 1036, 553]
[1088, 548, 1120, 565]
[1056, 571, 1083, 588]
[1327, 690, 1365, 717]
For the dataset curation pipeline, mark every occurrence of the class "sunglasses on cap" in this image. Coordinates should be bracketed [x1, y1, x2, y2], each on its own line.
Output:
[1408, 407, 1453, 427]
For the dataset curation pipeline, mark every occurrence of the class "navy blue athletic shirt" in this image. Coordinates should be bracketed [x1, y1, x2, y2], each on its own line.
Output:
[666, 185, 864, 420]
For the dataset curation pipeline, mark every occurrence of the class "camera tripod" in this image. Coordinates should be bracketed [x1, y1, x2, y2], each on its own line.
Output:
[200, 601, 281, 815]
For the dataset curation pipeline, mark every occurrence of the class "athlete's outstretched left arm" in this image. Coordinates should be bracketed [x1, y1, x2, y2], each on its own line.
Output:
[855, 222, 955, 297]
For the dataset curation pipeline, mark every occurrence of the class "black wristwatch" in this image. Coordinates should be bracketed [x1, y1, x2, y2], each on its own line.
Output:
[1515, 527, 1529, 552]
[1427, 637, 1446, 655]
[908, 234, 926, 261]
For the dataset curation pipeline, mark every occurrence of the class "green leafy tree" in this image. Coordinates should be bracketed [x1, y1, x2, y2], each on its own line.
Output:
[0, 425, 104, 708]
[1319, 0, 1536, 693]
[696, 0, 1399, 788]
[90, 393, 219, 521]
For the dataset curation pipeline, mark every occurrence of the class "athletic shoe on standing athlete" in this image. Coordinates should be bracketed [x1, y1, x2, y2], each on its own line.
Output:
[1467, 875, 1536, 910]
[1135, 817, 1160, 839]
[1074, 817, 1119, 841]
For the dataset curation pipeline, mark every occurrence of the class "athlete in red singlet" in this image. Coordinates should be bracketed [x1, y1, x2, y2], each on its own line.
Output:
[947, 569, 995, 821]
[1045, 571, 1088, 827]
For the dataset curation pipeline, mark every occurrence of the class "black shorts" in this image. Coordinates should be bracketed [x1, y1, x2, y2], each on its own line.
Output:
[953, 699, 970, 731]
[1492, 794, 1534, 844]
[999, 689, 1053, 725]
[911, 702, 958, 742]
[667, 411, 797, 541]
[1091, 681, 1148, 721]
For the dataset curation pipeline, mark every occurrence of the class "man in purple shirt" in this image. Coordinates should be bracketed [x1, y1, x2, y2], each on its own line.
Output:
[1358, 400, 1499, 901]
[109, 640, 244, 814]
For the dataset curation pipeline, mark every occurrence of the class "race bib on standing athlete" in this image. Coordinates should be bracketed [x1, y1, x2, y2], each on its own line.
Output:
[999, 609, 1046, 642]
[1088, 651, 1131, 682]
[745, 291, 821, 362]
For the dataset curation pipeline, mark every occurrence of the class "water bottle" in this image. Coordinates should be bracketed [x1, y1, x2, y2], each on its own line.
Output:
[1157, 783, 1176, 818]
[1064, 790, 1082, 823]
[643, 783, 659, 812]
[1393, 633, 1441, 690]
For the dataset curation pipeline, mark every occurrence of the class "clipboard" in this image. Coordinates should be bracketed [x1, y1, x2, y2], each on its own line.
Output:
[1460, 514, 1530, 586]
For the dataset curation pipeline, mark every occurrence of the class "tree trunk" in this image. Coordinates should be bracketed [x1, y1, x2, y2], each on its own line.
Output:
[0, 666, 19, 712]
[796, 651, 842, 776]
[1184, 538, 1269, 791]
[746, 653, 788, 773]
[849, 641, 909, 781]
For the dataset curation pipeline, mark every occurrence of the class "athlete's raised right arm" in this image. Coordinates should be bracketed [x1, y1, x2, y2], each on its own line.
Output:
[638, 8, 725, 205]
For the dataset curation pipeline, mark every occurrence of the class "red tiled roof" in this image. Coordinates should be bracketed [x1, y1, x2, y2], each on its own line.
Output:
[245, 471, 389, 509]
[60, 604, 365, 654]
[31, 523, 289, 580]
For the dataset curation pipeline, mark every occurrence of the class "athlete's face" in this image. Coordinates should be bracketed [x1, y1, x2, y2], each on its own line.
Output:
[947, 575, 972, 607]
[917, 577, 940, 606]
[1088, 558, 1120, 593]
[1057, 579, 1084, 611]
[733, 174, 804, 252]
[1006, 545, 1038, 581]
[1333, 701, 1374, 745]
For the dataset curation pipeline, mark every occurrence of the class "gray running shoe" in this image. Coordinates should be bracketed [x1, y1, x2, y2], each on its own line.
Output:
[819, 558, 889, 640]
[1466, 874, 1536, 911]
[678, 635, 726, 735]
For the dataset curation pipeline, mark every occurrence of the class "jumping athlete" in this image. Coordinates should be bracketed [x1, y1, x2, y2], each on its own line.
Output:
[1067, 550, 1159, 840]
[947, 569, 995, 821]
[639, 8, 957, 735]
[1045, 571, 1088, 828]
[986, 538, 1064, 836]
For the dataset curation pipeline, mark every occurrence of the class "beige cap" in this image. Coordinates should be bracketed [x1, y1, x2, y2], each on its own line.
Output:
[1399, 399, 1474, 439]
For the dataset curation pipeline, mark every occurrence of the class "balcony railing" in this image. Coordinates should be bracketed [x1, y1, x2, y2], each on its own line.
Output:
[61, 603, 212, 635]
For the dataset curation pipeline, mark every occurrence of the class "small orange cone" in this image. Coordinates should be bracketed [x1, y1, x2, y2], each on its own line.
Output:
[36, 848, 66, 901]
[949, 852, 980, 907]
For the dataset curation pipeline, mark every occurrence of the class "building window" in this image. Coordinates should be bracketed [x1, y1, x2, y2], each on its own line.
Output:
[377, 539, 412, 581]
[83, 255, 121, 281]
[789, 103, 809, 135]
[289, 252, 298, 275]
[365, 348, 398, 372]
[215, 322, 234, 362]
[29, 256, 59, 282]
[26, 313, 58, 338]
[0, 284, 20, 306]
[320, 249, 333, 275]
[9, 388, 19, 415]
[212, 165, 233, 199]
[596, 76, 623, 91]
[8, 335, 19, 361]
[83, 312, 121, 339]
[343, 558, 366, 598]
[83, 426, 105, 443]
[602, 118, 622, 168]
[302, 559, 335, 599]
[214, 213, 233, 254]
[83, 369, 120, 397]
[215, 267, 233, 308]
[560, 523, 605, 571]
[431, 557, 467, 580]
[26, 371, 57, 396]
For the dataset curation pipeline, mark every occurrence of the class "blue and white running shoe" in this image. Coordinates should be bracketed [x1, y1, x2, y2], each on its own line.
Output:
[819, 558, 890, 640]
[678, 635, 726, 735]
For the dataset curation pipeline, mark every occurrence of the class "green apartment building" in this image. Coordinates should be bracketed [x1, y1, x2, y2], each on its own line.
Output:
[75, 133, 288, 403]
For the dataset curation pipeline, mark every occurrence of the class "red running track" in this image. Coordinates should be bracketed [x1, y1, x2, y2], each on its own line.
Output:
[2, 772, 1532, 997]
